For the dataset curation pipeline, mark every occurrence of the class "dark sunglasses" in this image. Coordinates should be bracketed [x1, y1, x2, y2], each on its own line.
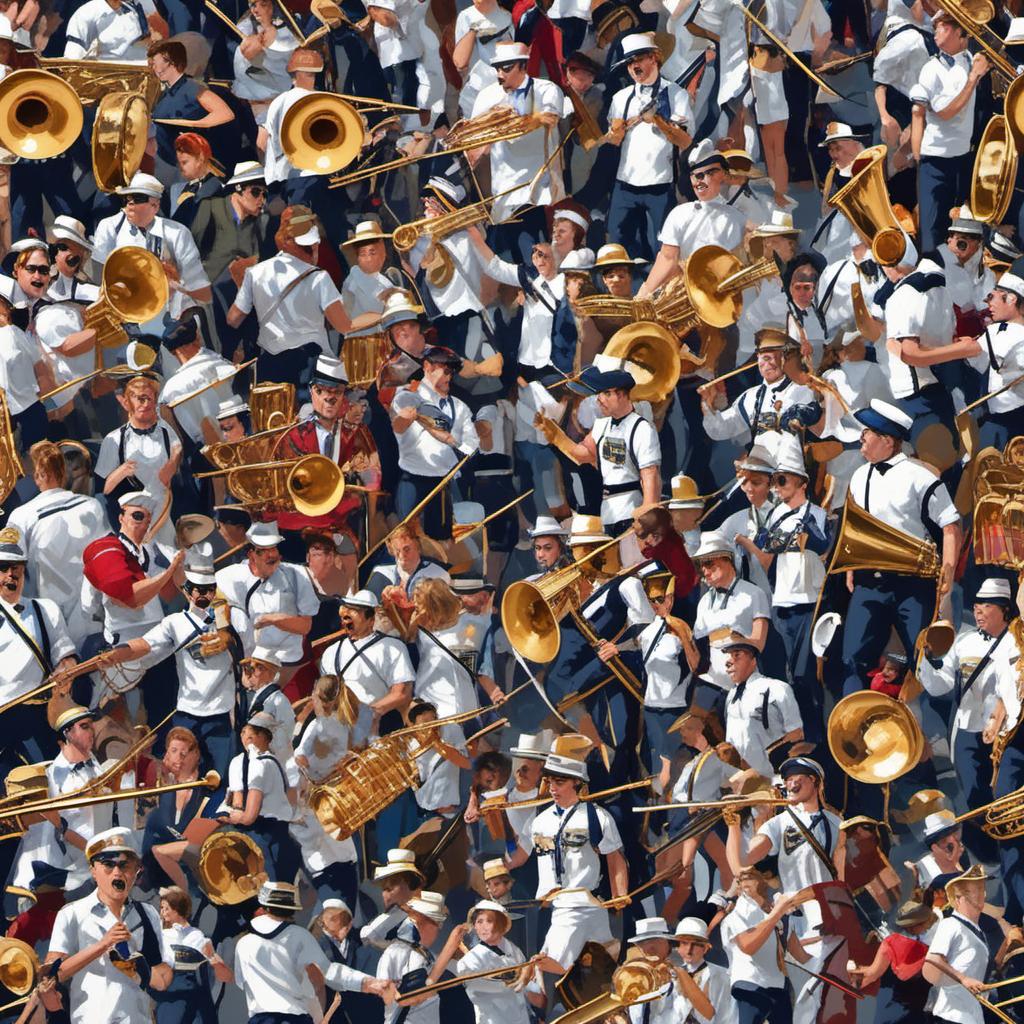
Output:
[123, 194, 152, 205]
[691, 168, 721, 181]
[126, 510, 150, 522]
[245, 185, 268, 197]
[25, 264, 49, 275]
[55, 242, 73, 253]
[95, 856, 134, 870]
[773, 473, 792, 485]
[188, 582, 217, 593]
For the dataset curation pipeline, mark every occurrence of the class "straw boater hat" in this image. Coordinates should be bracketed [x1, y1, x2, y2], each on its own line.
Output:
[342, 220, 391, 249]
[468, 899, 512, 932]
[374, 848, 426, 884]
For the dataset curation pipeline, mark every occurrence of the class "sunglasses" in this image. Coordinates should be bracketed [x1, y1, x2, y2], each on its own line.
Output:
[691, 169, 721, 181]
[24, 264, 49, 275]
[55, 242, 73, 253]
[126, 510, 150, 522]
[189, 583, 217, 593]
[95, 856, 134, 870]
[245, 185, 268, 197]
[296, 243, 317, 255]
[123, 194, 153, 206]
[773, 473, 800, 486]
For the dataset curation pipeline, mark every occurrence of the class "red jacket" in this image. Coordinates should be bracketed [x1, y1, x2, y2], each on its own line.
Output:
[642, 532, 699, 598]
[274, 420, 362, 532]
[82, 534, 146, 604]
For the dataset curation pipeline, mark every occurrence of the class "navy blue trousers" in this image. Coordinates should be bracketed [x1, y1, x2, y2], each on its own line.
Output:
[606, 181, 676, 263]
[917, 153, 971, 253]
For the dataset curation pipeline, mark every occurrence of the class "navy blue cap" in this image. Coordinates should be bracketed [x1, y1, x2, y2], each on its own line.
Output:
[853, 399, 913, 440]
[422, 345, 464, 371]
[779, 756, 824, 781]
[161, 312, 200, 351]
[571, 366, 636, 394]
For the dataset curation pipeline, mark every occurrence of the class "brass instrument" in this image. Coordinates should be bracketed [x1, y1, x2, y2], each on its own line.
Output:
[827, 499, 941, 578]
[565, 84, 603, 150]
[0, 69, 83, 160]
[280, 93, 365, 174]
[0, 771, 220, 842]
[197, 829, 267, 905]
[328, 107, 540, 189]
[827, 692, 924, 784]
[952, 781, 1024, 840]
[341, 328, 390, 389]
[0, 390, 24, 506]
[250, 381, 296, 433]
[932, 0, 1021, 103]
[501, 530, 644, 701]
[92, 91, 150, 193]
[40, 58, 161, 108]
[40, 343, 158, 403]
[972, 116, 1018, 225]
[195, 453, 347, 517]
[639, 791, 790, 812]
[201, 424, 293, 472]
[603, 321, 688, 403]
[827, 145, 907, 266]
[399, 956, 544, 1002]
[552, 956, 673, 1024]
[84, 247, 169, 358]
[0, 938, 38, 997]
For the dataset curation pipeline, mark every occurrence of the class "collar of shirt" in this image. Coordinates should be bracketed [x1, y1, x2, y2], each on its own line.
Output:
[118, 532, 144, 561]
[250, 914, 290, 935]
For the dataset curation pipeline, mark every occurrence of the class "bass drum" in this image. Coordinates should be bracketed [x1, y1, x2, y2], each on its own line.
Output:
[196, 828, 267, 905]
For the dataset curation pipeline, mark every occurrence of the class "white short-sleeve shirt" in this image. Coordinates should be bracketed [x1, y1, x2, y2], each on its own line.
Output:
[910, 52, 975, 157]
[928, 913, 989, 1024]
[658, 197, 747, 258]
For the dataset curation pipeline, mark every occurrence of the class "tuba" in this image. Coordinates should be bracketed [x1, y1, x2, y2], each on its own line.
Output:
[196, 453, 346, 517]
[84, 247, 169, 360]
[40, 58, 161, 108]
[0, 69, 83, 160]
[197, 829, 267, 905]
[684, 245, 780, 327]
[250, 381, 296, 433]
[827, 499, 941, 578]
[280, 92, 365, 174]
[0, 391, 24, 505]
[603, 321, 686, 403]
[827, 691, 925, 784]
[0, 938, 38, 998]
[826, 145, 907, 266]
[92, 91, 150, 193]
[972, 115, 1018, 225]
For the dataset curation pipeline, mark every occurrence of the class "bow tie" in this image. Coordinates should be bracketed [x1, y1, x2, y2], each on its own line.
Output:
[481, 943, 506, 955]
[128, 225, 145, 239]
[939, 52, 955, 68]
[70, 759, 96, 774]
[11, 603, 23, 613]
[130, 423, 157, 436]
[873, 461, 893, 475]
[980, 630, 993, 641]
[639, 83, 655, 95]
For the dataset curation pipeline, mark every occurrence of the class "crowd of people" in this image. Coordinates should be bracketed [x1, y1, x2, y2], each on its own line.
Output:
[0, 0, 1023, 1020]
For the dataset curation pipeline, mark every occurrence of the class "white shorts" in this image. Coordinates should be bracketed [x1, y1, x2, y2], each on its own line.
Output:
[751, 67, 788, 125]
[541, 905, 613, 970]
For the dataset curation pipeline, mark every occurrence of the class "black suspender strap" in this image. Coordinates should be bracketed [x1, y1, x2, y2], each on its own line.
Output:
[0, 601, 52, 676]
[783, 806, 838, 879]
[957, 629, 1008, 702]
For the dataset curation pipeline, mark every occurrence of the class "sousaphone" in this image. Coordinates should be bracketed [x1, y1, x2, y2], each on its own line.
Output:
[0, 69, 83, 160]
[197, 829, 267, 905]
[828, 691, 924, 784]
[84, 247, 169, 356]
[280, 93, 364, 174]
[92, 90, 150, 192]
[972, 115, 1018, 225]
[603, 321, 686, 403]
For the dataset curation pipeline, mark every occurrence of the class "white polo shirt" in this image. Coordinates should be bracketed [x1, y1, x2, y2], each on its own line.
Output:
[456, 937, 530, 1024]
[0, 323, 43, 414]
[410, 721, 466, 812]
[485, 256, 564, 368]
[240, 683, 296, 764]
[35, 293, 100, 407]
[0, 595, 75, 699]
[234, 253, 342, 355]
[95, 421, 177, 529]
[531, 800, 622, 906]
[847, 453, 959, 542]
[970, 320, 1024, 413]
[414, 618, 482, 716]
[158, 348, 237, 446]
[224, 747, 294, 821]
[763, 500, 828, 608]
[341, 264, 392, 318]
[638, 618, 689, 708]
[884, 262, 953, 398]
[929, 913, 989, 1024]
[591, 410, 660, 525]
[693, 579, 772, 689]
[63, 0, 157, 61]
[411, 230, 487, 317]
[723, 671, 802, 776]
[758, 805, 842, 891]
[320, 631, 414, 703]
[379, 938, 438, 1024]
[910, 51, 975, 157]
[608, 79, 692, 187]
[216, 560, 320, 664]
[719, 892, 786, 989]
[49, 894, 174, 1024]
[658, 196, 747, 258]
[703, 377, 817, 445]
[391, 379, 479, 476]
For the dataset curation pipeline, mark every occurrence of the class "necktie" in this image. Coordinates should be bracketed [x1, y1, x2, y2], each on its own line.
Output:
[321, 428, 333, 456]
[512, 85, 529, 115]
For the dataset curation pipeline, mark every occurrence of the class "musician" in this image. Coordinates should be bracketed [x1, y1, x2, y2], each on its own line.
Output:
[455, 900, 531, 1024]
[317, 898, 384, 1024]
[969, 271, 1024, 449]
[700, 327, 819, 455]
[47, 828, 174, 1024]
[735, 437, 829, 746]
[637, 141, 748, 299]
[605, 32, 692, 262]
[237, 646, 296, 764]
[362, 848, 425, 949]
[63, 0, 168, 62]
[672, 917, 733, 1024]
[470, 40, 565, 259]
[909, 811, 967, 898]
[231, 0, 299, 124]
[923, 864, 992, 1024]
[528, 748, 628, 975]
[155, 884, 231, 1024]
[716, 634, 802, 778]
[665, 474, 705, 558]
[738, 213, 799, 366]
[842, 399, 962, 696]
[717, 445, 776, 597]
[234, 881, 393, 1022]
[526, 514, 569, 581]
[873, 0, 934, 152]
[215, 520, 319, 686]
[168, 134, 222, 227]
[691, 531, 773, 710]
[95, 556, 247, 779]
[319, 589, 414, 742]
[220, 711, 301, 880]
[226, 205, 351, 386]
[535, 360, 660, 537]
[0, 526, 75, 769]
[941, 211, 993, 333]
[216, 396, 251, 442]
[340, 220, 392, 318]
[808, 122, 865, 266]
[367, 518, 451, 619]
[784, 252, 829, 366]
[390, 345, 479, 541]
[47, 706, 138, 897]
[92, 172, 213, 324]
[909, 10, 990, 251]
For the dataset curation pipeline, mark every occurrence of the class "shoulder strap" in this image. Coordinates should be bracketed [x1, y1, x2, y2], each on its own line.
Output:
[29, 601, 52, 670]
[783, 806, 838, 879]
[0, 601, 52, 675]
[959, 629, 1008, 700]
[262, 265, 323, 322]
[626, 414, 643, 472]
[131, 902, 163, 966]
[686, 748, 716, 801]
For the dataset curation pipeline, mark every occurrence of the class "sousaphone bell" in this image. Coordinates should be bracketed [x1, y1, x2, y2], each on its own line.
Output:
[603, 321, 687, 403]
[280, 93, 364, 174]
[197, 829, 267, 905]
[0, 69, 83, 160]
[92, 90, 150, 192]
[972, 115, 1018, 225]
[84, 246, 169, 355]
[828, 691, 924, 784]
[0, 938, 38, 998]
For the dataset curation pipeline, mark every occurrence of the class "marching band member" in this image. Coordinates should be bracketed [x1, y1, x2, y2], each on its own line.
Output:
[63, 0, 168, 62]
[237, 646, 296, 764]
[232, 0, 299, 124]
[718, 445, 776, 596]
[317, 898, 383, 1024]
[340, 220, 393, 318]
[455, 900, 531, 1024]
[674, 916, 734, 1024]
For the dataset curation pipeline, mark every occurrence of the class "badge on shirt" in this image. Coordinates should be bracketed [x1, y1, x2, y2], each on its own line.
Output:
[601, 436, 627, 467]
[782, 826, 808, 856]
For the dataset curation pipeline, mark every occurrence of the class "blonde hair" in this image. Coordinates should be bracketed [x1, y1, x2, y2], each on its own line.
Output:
[413, 578, 461, 631]
[30, 441, 65, 483]
[313, 674, 340, 714]
[385, 518, 422, 553]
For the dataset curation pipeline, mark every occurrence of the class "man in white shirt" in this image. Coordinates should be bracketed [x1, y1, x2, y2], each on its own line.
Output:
[0, 527, 77, 774]
[605, 32, 692, 261]
[47, 828, 174, 1024]
[941, 212, 994, 335]
[808, 122, 865, 266]
[236, 647, 296, 764]
[909, 9, 990, 251]
[390, 345, 479, 541]
[235, 881, 393, 1021]
[64, 0, 167, 61]
[970, 271, 1024, 448]
[674, 917, 734, 1024]
[638, 139, 748, 298]
[924, 864, 991, 1024]
[215, 520, 319, 683]
[340, 220, 393, 318]
[840, 399, 962, 696]
[470, 40, 564, 260]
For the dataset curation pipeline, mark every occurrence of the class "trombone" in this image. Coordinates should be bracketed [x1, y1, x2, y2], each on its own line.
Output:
[633, 792, 790, 812]
[39, 343, 159, 403]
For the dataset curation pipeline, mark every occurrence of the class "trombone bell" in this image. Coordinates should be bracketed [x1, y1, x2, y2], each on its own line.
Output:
[281, 93, 364, 174]
[0, 69, 83, 160]
[501, 579, 562, 663]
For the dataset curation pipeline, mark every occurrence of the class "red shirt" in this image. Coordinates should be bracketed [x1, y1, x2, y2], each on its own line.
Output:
[642, 532, 698, 598]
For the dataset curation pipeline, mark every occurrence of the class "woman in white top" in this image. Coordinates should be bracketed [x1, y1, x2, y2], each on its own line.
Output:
[232, 0, 299, 122]
[294, 675, 351, 783]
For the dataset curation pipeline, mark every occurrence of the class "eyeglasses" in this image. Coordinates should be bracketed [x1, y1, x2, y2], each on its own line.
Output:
[24, 264, 49, 275]
[95, 857, 134, 870]
[245, 185, 268, 197]
[691, 169, 721, 181]
[123, 194, 153, 206]
[126, 510, 150, 522]
[55, 242, 73, 253]
[189, 583, 216, 593]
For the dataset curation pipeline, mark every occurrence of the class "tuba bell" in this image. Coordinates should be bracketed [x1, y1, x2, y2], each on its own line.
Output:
[92, 90, 150, 193]
[827, 499, 941, 578]
[197, 829, 267, 905]
[280, 93, 365, 174]
[0, 69, 83, 160]
[972, 115, 1018, 225]
[827, 691, 925, 784]
[684, 245, 780, 328]
[827, 145, 907, 266]
[0, 938, 38, 997]
[603, 321, 685, 403]
[196, 453, 346, 517]
[84, 246, 169, 359]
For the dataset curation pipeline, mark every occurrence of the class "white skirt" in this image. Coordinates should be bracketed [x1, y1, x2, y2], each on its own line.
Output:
[541, 904, 613, 970]
[750, 66, 788, 125]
